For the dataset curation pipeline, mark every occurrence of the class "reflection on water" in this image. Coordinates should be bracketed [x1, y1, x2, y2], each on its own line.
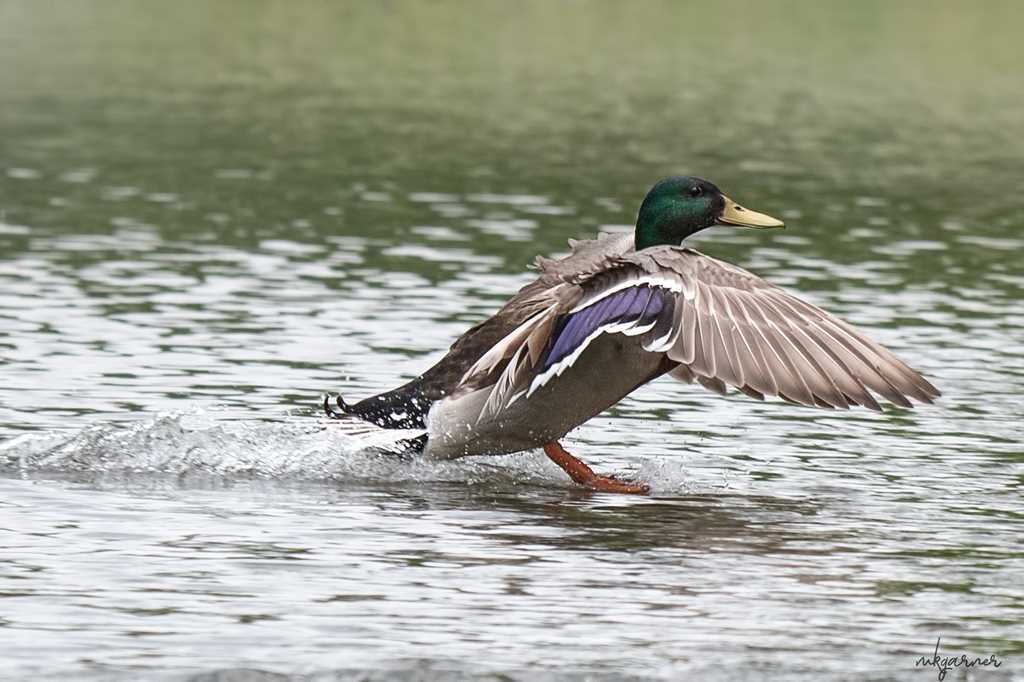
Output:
[0, 2, 1021, 681]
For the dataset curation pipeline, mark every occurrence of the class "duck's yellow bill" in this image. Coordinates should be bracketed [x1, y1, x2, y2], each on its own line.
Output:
[718, 196, 784, 229]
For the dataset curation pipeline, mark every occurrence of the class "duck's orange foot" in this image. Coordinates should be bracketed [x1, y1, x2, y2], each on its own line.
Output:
[543, 442, 650, 495]
[578, 473, 650, 495]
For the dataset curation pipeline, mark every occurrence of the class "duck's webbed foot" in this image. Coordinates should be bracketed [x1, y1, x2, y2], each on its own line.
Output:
[542, 441, 650, 495]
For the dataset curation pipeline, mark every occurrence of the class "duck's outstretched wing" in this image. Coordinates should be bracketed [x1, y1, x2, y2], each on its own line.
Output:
[461, 245, 939, 420]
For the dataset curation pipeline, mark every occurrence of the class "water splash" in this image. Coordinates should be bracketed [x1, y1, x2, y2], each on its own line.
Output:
[0, 408, 703, 494]
[0, 408, 557, 487]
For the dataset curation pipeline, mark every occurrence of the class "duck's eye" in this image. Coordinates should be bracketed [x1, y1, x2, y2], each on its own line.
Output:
[689, 186, 703, 197]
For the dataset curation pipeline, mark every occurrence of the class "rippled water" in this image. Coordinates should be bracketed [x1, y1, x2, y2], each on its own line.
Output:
[1, 2, 1022, 680]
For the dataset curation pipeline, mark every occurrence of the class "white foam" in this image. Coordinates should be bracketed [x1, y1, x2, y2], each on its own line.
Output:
[0, 407, 561, 488]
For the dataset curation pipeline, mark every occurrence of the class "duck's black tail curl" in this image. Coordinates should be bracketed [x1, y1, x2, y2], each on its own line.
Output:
[322, 392, 428, 459]
[322, 383, 432, 430]
[323, 394, 353, 419]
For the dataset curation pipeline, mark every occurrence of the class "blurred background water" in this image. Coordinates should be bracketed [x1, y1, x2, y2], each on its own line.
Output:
[0, 2, 1021, 680]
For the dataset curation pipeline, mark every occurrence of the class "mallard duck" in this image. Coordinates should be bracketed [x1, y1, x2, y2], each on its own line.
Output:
[325, 176, 939, 493]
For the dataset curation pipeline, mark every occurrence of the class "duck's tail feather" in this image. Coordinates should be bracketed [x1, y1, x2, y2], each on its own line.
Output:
[380, 433, 427, 459]
[322, 383, 432, 430]
[323, 393, 354, 419]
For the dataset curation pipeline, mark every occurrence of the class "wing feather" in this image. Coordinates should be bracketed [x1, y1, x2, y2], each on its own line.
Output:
[723, 292, 788, 399]
[459, 244, 938, 418]
[677, 297, 698, 365]
[707, 287, 744, 388]
[727, 296, 779, 398]
[754, 293, 849, 408]
[652, 247, 937, 410]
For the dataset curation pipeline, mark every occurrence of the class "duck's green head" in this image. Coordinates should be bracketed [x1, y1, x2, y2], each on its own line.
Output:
[634, 176, 784, 250]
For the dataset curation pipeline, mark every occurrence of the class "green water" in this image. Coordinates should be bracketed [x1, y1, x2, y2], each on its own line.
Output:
[0, 2, 1021, 681]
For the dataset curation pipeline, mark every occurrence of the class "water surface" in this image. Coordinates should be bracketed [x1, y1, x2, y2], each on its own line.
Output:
[1, 2, 1021, 680]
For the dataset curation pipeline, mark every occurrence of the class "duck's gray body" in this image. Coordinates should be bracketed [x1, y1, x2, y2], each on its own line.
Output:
[420, 231, 662, 458]
[423, 331, 670, 459]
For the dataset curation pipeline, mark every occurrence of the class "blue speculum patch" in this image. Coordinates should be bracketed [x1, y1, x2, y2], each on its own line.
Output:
[539, 285, 670, 373]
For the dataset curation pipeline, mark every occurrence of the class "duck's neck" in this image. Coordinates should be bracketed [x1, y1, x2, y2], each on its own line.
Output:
[634, 222, 681, 251]
[630, 225, 671, 249]
[634, 200, 704, 250]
